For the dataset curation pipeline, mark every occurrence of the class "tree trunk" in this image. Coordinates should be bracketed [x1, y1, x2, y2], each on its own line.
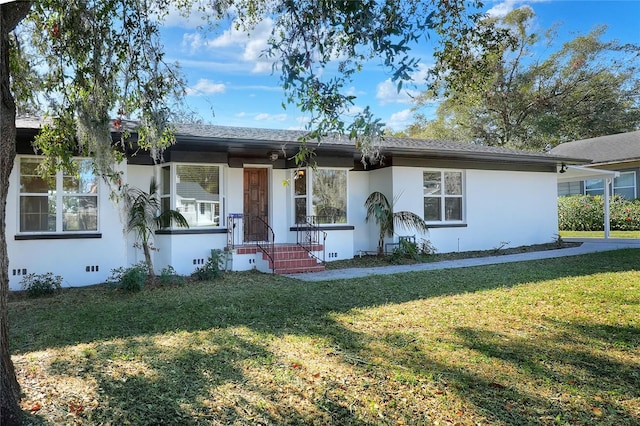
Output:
[1, 3, 33, 425]
[142, 243, 156, 280]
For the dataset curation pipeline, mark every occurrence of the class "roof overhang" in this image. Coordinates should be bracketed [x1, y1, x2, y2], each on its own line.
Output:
[557, 165, 619, 183]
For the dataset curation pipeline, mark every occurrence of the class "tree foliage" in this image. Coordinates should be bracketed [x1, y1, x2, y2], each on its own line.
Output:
[408, 7, 640, 150]
[1, 0, 506, 421]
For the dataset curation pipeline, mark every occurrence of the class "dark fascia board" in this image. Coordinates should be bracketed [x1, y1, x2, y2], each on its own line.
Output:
[392, 156, 557, 173]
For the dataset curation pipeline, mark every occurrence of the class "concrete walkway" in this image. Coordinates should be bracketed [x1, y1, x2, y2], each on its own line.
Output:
[286, 239, 640, 282]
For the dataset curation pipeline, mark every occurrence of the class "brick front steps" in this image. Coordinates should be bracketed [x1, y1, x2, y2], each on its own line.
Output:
[232, 244, 325, 274]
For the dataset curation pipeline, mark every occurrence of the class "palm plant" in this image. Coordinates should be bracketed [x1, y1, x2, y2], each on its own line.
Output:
[365, 191, 429, 256]
[123, 177, 189, 278]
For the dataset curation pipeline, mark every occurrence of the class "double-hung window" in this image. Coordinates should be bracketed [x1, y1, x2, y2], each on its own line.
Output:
[294, 168, 347, 224]
[423, 170, 464, 222]
[19, 157, 98, 233]
[585, 171, 637, 200]
[161, 164, 223, 228]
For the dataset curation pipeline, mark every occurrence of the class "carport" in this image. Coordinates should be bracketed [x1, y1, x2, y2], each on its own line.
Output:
[557, 165, 620, 238]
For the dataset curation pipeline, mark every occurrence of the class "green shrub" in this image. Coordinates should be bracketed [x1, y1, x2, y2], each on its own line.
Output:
[558, 195, 605, 231]
[558, 194, 640, 231]
[20, 272, 62, 298]
[610, 197, 640, 231]
[390, 239, 420, 263]
[159, 265, 185, 286]
[389, 238, 436, 263]
[192, 250, 227, 281]
[108, 263, 148, 292]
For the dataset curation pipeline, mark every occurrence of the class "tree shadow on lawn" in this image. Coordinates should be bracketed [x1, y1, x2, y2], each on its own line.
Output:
[32, 329, 373, 425]
[9, 249, 639, 352]
[449, 322, 640, 424]
[10, 249, 640, 423]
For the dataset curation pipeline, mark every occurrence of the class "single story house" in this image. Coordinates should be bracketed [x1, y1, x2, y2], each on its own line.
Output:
[550, 130, 640, 199]
[8, 117, 580, 290]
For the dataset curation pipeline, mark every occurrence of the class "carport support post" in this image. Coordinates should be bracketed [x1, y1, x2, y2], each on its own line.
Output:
[604, 177, 612, 239]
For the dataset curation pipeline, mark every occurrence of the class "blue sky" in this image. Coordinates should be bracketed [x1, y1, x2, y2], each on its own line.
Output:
[161, 0, 640, 132]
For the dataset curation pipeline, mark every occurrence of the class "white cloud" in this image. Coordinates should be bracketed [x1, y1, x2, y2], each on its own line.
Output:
[186, 79, 226, 96]
[161, 2, 221, 29]
[376, 79, 419, 105]
[486, 0, 544, 18]
[345, 105, 365, 116]
[385, 109, 414, 131]
[409, 63, 432, 85]
[255, 113, 288, 121]
[345, 86, 366, 97]
[375, 63, 433, 105]
[182, 33, 205, 54]
[206, 18, 276, 74]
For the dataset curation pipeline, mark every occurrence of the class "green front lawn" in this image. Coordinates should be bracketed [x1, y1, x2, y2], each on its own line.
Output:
[10, 250, 640, 425]
[559, 230, 640, 239]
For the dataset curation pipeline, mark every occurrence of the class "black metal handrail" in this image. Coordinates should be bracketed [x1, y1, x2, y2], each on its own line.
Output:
[254, 216, 275, 273]
[295, 215, 327, 264]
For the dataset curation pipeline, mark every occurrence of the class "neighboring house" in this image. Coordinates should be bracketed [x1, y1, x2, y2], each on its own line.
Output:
[550, 131, 640, 199]
[176, 181, 221, 227]
[8, 117, 579, 290]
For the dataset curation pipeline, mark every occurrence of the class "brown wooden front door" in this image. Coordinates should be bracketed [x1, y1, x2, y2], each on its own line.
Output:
[243, 168, 269, 242]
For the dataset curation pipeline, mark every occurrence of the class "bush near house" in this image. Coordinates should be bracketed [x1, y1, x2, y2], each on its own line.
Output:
[558, 195, 640, 231]
[20, 272, 63, 298]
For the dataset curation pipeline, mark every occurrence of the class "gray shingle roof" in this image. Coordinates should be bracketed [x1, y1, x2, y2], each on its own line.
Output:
[176, 182, 219, 202]
[16, 116, 577, 164]
[550, 131, 640, 165]
[171, 122, 572, 163]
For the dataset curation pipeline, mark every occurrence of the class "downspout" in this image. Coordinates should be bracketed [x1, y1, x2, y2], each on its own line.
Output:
[604, 177, 612, 239]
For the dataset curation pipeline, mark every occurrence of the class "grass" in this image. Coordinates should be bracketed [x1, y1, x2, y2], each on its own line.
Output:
[559, 230, 640, 239]
[9, 249, 640, 425]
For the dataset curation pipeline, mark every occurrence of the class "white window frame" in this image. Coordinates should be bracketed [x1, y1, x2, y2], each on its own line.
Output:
[292, 168, 349, 225]
[584, 171, 636, 199]
[160, 163, 225, 229]
[423, 169, 465, 224]
[613, 171, 636, 199]
[18, 156, 99, 234]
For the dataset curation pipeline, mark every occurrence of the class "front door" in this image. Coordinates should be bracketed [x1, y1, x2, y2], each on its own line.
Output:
[243, 168, 269, 242]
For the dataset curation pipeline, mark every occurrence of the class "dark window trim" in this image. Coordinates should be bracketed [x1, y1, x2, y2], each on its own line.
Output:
[155, 228, 227, 235]
[290, 225, 354, 231]
[15, 233, 102, 240]
[426, 223, 468, 229]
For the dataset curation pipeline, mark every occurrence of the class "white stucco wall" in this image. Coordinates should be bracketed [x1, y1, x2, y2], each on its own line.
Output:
[362, 167, 394, 253]
[125, 165, 155, 266]
[349, 170, 371, 254]
[7, 158, 128, 290]
[387, 167, 558, 254]
[154, 233, 228, 276]
[7, 156, 560, 289]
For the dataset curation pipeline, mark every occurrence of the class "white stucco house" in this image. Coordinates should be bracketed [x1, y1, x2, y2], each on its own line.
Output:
[7, 117, 580, 290]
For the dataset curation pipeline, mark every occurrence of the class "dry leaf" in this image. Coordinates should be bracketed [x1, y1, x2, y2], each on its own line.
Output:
[592, 407, 603, 417]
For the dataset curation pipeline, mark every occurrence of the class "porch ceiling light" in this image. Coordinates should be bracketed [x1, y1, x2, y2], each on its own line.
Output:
[268, 151, 279, 161]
